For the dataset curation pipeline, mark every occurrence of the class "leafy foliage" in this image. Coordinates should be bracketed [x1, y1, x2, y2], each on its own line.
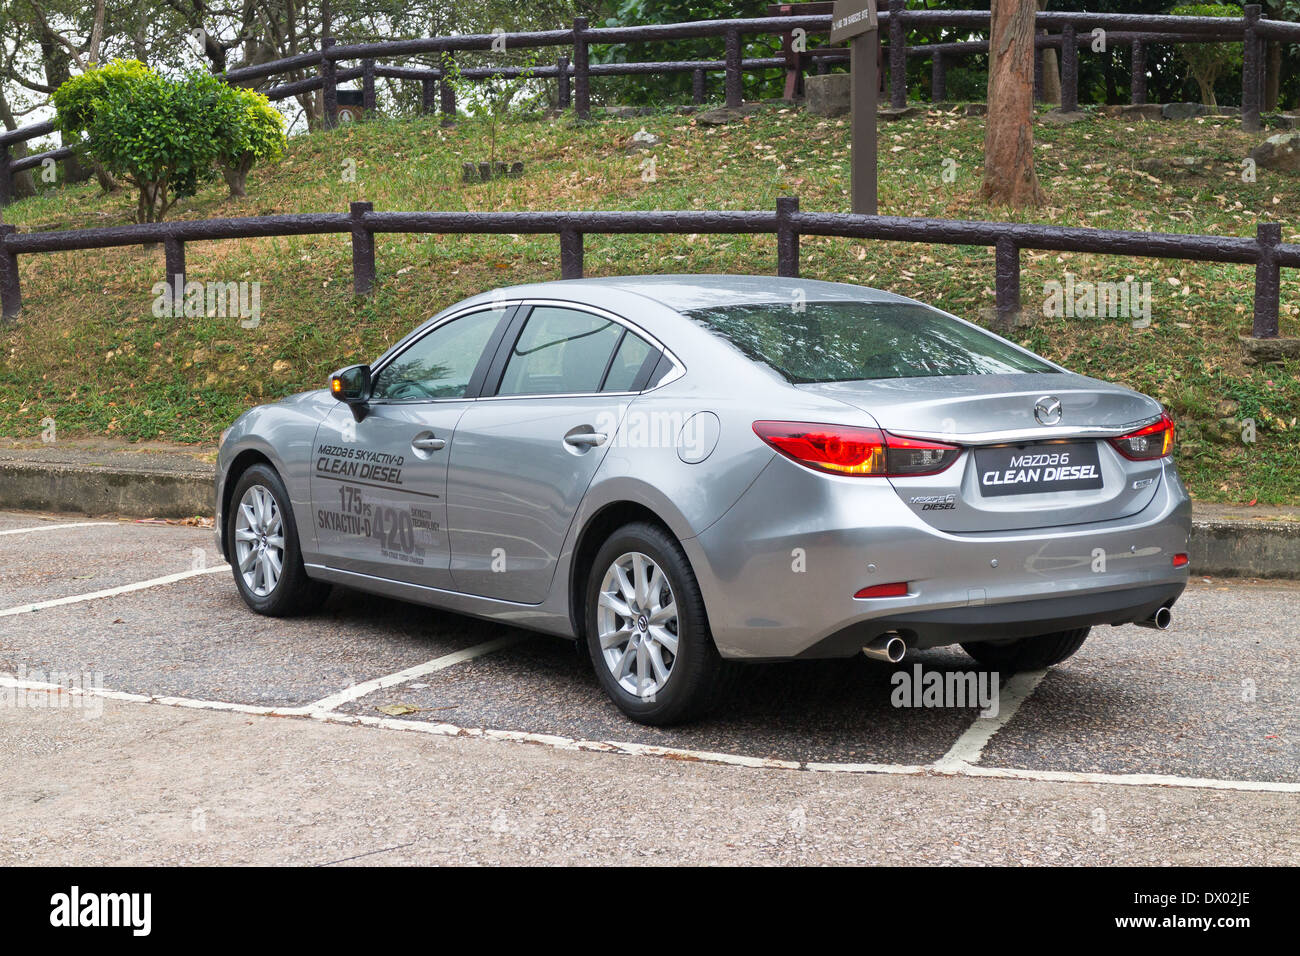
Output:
[211, 83, 288, 197]
[50, 59, 156, 141]
[1170, 4, 1245, 107]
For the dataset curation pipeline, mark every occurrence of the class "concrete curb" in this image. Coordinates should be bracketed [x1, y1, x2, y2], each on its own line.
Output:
[0, 460, 213, 520]
[0, 457, 1295, 579]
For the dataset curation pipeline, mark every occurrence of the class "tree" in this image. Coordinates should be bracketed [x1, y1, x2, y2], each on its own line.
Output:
[56, 63, 225, 221]
[211, 83, 287, 197]
[981, 0, 1044, 209]
[1170, 4, 1242, 107]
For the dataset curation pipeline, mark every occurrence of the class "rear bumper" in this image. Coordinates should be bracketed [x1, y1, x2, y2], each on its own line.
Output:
[798, 581, 1184, 658]
[685, 455, 1192, 660]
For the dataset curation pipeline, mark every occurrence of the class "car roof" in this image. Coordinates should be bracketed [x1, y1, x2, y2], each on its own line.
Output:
[463, 274, 916, 313]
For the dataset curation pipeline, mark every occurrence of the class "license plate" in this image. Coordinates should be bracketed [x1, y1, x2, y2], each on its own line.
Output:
[975, 443, 1103, 497]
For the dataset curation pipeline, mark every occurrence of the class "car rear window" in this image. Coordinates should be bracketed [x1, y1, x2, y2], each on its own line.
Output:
[683, 301, 1056, 383]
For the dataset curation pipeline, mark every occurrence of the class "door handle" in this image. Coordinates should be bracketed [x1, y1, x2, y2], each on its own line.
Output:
[564, 432, 607, 448]
[412, 436, 446, 451]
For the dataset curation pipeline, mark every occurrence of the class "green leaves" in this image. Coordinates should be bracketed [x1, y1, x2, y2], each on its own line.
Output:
[50, 64, 286, 219]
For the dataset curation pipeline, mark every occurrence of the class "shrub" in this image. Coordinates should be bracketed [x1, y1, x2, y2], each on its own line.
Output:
[212, 83, 287, 198]
[1170, 3, 1245, 107]
[73, 68, 226, 222]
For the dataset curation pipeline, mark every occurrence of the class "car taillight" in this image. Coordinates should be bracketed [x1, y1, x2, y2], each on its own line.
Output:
[752, 421, 960, 477]
[1110, 412, 1176, 461]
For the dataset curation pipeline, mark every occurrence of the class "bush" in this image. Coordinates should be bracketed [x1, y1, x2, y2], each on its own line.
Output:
[74, 69, 227, 222]
[1170, 3, 1244, 107]
[211, 81, 287, 198]
[53, 64, 286, 219]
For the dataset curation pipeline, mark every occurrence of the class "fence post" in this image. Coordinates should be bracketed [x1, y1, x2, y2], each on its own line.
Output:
[321, 37, 338, 129]
[0, 223, 20, 320]
[725, 27, 743, 109]
[1130, 40, 1147, 105]
[362, 58, 376, 115]
[0, 143, 11, 207]
[164, 234, 185, 310]
[776, 196, 800, 278]
[573, 17, 591, 120]
[889, 0, 906, 109]
[995, 237, 1021, 328]
[932, 52, 946, 103]
[1253, 222, 1280, 339]
[351, 201, 375, 295]
[1243, 4, 1262, 133]
[421, 76, 436, 116]
[693, 68, 706, 105]
[560, 229, 584, 279]
[1060, 24, 1078, 113]
[1033, 45, 1043, 103]
[557, 56, 571, 111]
[440, 55, 457, 125]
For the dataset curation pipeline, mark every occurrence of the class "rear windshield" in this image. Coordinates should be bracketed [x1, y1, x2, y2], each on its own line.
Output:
[684, 301, 1056, 383]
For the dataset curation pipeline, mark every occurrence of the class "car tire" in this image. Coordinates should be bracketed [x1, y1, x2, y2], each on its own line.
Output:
[961, 627, 1090, 671]
[585, 522, 728, 726]
[227, 463, 330, 617]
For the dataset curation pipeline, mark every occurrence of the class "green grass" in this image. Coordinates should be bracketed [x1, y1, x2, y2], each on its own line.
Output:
[1, 102, 1298, 502]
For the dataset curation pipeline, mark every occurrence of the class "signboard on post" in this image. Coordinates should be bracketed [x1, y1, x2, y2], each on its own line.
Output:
[830, 0, 878, 44]
[831, 0, 879, 214]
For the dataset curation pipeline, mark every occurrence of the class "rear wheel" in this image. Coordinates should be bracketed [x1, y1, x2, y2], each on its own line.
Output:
[228, 464, 330, 616]
[961, 628, 1090, 671]
[585, 522, 726, 725]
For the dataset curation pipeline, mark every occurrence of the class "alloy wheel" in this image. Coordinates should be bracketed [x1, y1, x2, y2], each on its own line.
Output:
[596, 551, 680, 698]
[234, 484, 285, 598]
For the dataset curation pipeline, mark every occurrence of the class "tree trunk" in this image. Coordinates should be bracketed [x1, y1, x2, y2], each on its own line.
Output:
[982, 0, 1045, 209]
[222, 155, 255, 197]
[0, 90, 37, 198]
[1265, 41, 1280, 113]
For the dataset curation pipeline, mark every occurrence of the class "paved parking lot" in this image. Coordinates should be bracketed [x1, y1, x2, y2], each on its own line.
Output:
[2, 510, 1297, 864]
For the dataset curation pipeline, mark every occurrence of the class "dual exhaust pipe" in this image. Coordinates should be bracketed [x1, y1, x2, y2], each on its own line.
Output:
[863, 606, 1172, 661]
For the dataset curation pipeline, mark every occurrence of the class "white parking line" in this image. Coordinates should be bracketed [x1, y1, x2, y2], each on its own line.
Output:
[0, 522, 110, 536]
[0, 564, 229, 618]
[4, 671, 1298, 795]
[303, 635, 527, 713]
[933, 669, 1049, 771]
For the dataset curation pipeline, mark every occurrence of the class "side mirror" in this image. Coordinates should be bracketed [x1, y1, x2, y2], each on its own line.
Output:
[329, 364, 372, 421]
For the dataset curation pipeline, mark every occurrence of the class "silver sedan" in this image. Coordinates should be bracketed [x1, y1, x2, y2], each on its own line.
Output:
[216, 275, 1191, 724]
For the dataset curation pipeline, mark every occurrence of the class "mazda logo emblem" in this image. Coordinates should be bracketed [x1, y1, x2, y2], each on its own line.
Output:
[1034, 396, 1063, 426]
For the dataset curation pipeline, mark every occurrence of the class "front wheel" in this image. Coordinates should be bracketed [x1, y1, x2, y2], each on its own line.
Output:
[585, 522, 727, 725]
[961, 628, 1090, 671]
[227, 463, 330, 616]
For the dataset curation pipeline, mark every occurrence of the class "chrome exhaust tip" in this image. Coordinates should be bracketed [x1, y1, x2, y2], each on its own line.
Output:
[863, 634, 907, 663]
[1134, 606, 1173, 630]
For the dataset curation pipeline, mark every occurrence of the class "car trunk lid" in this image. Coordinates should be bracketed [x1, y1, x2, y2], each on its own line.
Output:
[800, 373, 1167, 532]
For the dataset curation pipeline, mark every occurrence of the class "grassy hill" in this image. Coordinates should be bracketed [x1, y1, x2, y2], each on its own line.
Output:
[1, 102, 1297, 501]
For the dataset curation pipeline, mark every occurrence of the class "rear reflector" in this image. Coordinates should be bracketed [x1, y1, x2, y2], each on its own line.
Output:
[854, 582, 909, 599]
[1172, 553, 1189, 568]
[753, 421, 960, 477]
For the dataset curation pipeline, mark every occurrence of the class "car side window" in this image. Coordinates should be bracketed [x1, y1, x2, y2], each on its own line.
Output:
[601, 330, 656, 392]
[497, 307, 624, 396]
[371, 308, 505, 401]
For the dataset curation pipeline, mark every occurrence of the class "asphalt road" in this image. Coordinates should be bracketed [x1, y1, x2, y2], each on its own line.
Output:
[1, 511, 1297, 865]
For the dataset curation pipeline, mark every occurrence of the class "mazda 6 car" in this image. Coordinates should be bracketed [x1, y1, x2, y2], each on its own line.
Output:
[216, 275, 1191, 724]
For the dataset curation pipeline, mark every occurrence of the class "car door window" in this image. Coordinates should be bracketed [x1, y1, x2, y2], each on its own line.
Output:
[601, 331, 657, 392]
[497, 307, 624, 396]
[372, 308, 505, 401]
